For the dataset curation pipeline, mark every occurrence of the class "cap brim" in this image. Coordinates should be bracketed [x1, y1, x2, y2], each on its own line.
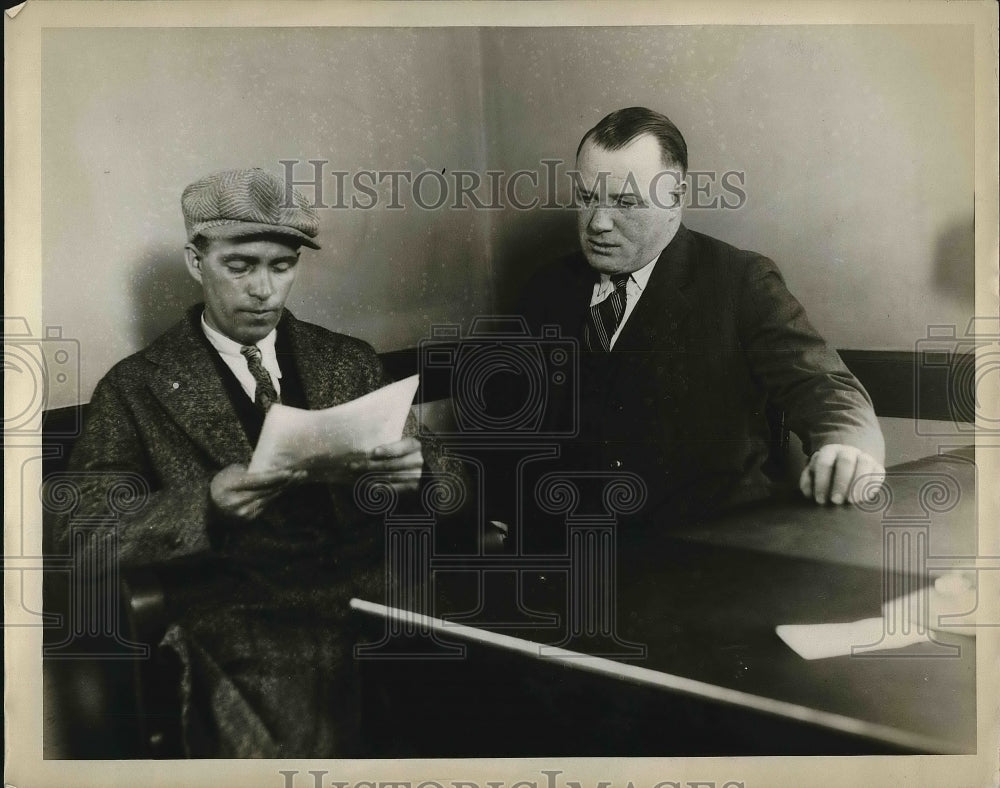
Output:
[193, 221, 321, 250]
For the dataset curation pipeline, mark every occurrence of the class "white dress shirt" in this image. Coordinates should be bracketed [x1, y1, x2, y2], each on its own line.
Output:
[200, 313, 282, 401]
[589, 255, 660, 349]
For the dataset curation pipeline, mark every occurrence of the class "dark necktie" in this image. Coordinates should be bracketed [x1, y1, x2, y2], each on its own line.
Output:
[585, 274, 630, 351]
[240, 344, 280, 412]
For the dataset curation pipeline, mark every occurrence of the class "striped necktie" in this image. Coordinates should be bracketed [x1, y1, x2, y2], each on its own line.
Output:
[240, 344, 280, 412]
[585, 274, 630, 351]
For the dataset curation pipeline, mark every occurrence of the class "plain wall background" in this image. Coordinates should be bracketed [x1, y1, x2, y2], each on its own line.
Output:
[482, 26, 975, 326]
[42, 27, 493, 408]
[42, 25, 975, 410]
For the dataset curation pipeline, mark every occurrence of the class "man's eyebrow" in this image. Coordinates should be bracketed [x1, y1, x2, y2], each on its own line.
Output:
[574, 184, 641, 198]
[219, 253, 260, 263]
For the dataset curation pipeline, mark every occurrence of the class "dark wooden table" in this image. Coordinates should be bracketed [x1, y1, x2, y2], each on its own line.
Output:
[351, 448, 978, 757]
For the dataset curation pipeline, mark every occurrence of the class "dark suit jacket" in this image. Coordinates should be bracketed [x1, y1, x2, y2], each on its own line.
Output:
[519, 223, 884, 528]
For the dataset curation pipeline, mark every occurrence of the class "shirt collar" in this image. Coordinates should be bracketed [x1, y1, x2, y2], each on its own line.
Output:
[598, 253, 660, 292]
[200, 311, 278, 357]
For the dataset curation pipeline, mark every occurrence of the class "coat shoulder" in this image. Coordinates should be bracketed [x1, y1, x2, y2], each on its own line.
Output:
[530, 253, 591, 289]
[685, 227, 779, 279]
[284, 315, 380, 364]
[101, 322, 188, 390]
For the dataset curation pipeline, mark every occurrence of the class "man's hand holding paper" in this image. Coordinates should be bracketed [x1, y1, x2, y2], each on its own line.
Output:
[302, 436, 424, 493]
[239, 375, 424, 506]
[210, 436, 424, 522]
[210, 465, 308, 521]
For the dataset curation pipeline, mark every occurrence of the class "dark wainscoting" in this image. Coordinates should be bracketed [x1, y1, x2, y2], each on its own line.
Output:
[837, 349, 973, 423]
[39, 348, 975, 479]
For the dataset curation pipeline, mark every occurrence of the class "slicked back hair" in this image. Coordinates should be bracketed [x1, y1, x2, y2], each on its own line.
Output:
[577, 107, 688, 174]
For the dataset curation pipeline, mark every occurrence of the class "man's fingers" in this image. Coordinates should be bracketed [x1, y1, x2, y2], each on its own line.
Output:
[386, 474, 422, 494]
[849, 456, 886, 504]
[847, 455, 875, 504]
[229, 468, 304, 491]
[356, 451, 424, 473]
[808, 444, 839, 504]
[799, 465, 813, 499]
[256, 486, 288, 506]
[363, 468, 424, 485]
[827, 451, 859, 505]
[239, 498, 269, 520]
[370, 437, 422, 460]
[227, 485, 284, 517]
[802, 445, 887, 506]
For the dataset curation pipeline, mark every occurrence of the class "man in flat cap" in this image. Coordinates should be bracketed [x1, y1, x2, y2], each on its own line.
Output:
[54, 168, 455, 757]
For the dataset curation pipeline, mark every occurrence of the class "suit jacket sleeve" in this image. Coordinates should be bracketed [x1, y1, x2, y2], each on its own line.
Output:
[737, 255, 885, 464]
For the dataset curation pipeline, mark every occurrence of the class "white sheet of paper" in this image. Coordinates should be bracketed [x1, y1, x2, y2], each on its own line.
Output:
[248, 375, 420, 473]
[775, 618, 928, 660]
[776, 572, 979, 660]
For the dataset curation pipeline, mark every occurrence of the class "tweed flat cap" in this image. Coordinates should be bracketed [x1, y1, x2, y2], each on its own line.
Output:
[182, 168, 321, 249]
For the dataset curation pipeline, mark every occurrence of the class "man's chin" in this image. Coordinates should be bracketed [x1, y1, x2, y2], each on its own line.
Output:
[583, 250, 629, 275]
[233, 316, 279, 344]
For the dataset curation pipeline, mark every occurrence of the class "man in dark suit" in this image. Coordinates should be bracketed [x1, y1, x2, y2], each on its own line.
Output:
[517, 107, 884, 534]
[53, 168, 458, 756]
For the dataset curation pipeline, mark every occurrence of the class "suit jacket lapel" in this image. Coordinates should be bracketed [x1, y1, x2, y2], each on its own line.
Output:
[604, 224, 697, 436]
[142, 308, 254, 467]
[614, 222, 696, 353]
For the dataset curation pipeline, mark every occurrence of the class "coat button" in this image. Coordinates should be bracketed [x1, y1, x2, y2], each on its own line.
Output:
[610, 459, 623, 469]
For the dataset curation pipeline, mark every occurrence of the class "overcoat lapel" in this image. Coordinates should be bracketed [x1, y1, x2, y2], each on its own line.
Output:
[142, 311, 254, 466]
[281, 313, 336, 410]
[281, 312, 368, 411]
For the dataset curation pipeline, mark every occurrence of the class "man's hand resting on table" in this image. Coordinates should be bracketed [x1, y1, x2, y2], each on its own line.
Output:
[799, 443, 886, 506]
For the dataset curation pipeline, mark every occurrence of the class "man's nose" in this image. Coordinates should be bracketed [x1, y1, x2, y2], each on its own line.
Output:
[587, 206, 614, 233]
[247, 268, 274, 300]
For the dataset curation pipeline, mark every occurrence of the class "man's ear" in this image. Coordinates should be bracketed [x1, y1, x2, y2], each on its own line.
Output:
[183, 243, 204, 285]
